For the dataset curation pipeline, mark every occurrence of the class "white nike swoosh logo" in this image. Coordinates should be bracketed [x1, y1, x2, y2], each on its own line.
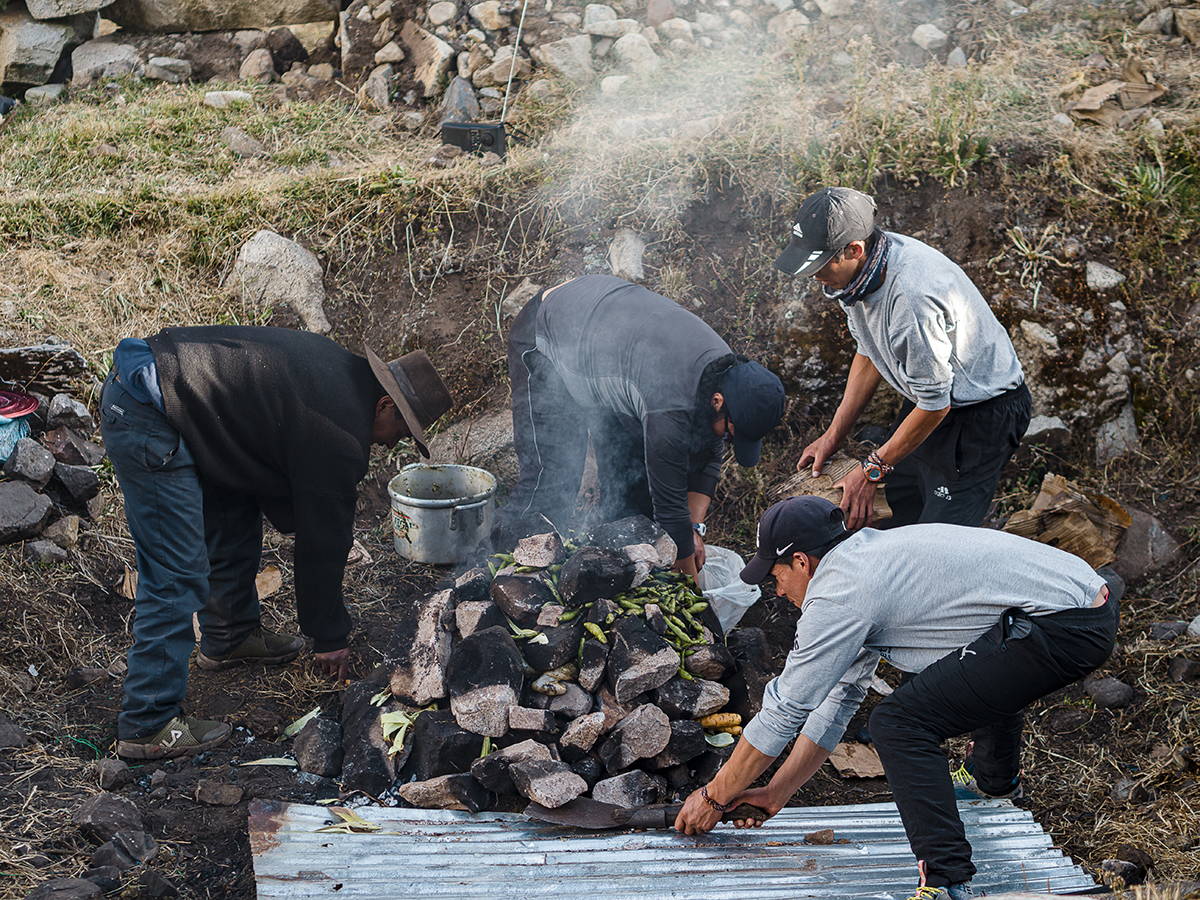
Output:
[775, 544, 793, 557]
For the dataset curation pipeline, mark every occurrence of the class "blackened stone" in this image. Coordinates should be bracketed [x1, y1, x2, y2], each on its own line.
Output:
[508, 706, 556, 734]
[1115, 844, 1154, 880]
[589, 515, 676, 567]
[523, 620, 583, 672]
[447, 626, 525, 736]
[41, 427, 105, 466]
[294, 717, 344, 777]
[81, 866, 122, 892]
[606, 616, 679, 703]
[25, 879, 102, 899]
[570, 756, 603, 789]
[340, 676, 399, 797]
[1086, 676, 1135, 709]
[195, 779, 243, 806]
[470, 738, 554, 794]
[1110, 776, 1149, 804]
[90, 830, 157, 870]
[585, 598, 619, 626]
[387, 588, 453, 706]
[1148, 621, 1189, 640]
[3, 437, 55, 487]
[405, 709, 485, 781]
[691, 746, 733, 784]
[725, 627, 772, 720]
[593, 770, 665, 808]
[578, 637, 609, 693]
[685, 644, 735, 681]
[513, 532, 564, 567]
[653, 676, 729, 719]
[548, 683, 592, 719]
[73, 793, 144, 844]
[510, 759, 587, 808]
[0, 481, 53, 543]
[267, 27, 308, 72]
[1169, 657, 1200, 683]
[53, 463, 100, 504]
[595, 686, 634, 732]
[1099, 858, 1145, 887]
[559, 711, 607, 757]
[559, 547, 633, 606]
[66, 667, 107, 688]
[452, 567, 492, 604]
[597, 703, 671, 772]
[398, 773, 494, 812]
[0, 713, 29, 748]
[136, 868, 179, 898]
[95, 759, 131, 790]
[622, 543, 660, 586]
[649, 720, 707, 769]
[491, 574, 555, 625]
[26, 539, 68, 564]
[47, 394, 94, 432]
[644, 603, 667, 635]
[0, 341, 86, 395]
[537, 604, 565, 627]
[455, 600, 506, 638]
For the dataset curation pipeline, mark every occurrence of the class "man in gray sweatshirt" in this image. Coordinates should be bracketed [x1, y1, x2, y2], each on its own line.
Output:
[502, 275, 785, 575]
[776, 187, 1031, 530]
[674, 496, 1119, 900]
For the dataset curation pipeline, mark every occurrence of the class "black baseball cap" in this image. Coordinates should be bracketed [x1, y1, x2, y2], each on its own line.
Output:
[719, 361, 785, 466]
[774, 187, 877, 277]
[740, 496, 848, 584]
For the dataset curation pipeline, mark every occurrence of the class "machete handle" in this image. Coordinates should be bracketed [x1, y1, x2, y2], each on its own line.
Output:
[721, 803, 770, 823]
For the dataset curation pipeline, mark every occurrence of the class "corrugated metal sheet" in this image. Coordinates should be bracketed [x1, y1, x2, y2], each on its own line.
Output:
[249, 798, 1098, 898]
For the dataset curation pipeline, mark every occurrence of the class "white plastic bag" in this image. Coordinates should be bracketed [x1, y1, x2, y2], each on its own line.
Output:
[697, 544, 761, 632]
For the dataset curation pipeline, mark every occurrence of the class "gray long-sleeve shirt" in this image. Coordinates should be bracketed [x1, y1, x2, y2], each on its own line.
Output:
[535, 276, 730, 558]
[843, 233, 1024, 410]
[742, 524, 1108, 757]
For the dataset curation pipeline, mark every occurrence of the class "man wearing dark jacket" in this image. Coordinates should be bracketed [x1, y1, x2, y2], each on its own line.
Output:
[99, 326, 451, 760]
[502, 275, 786, 575]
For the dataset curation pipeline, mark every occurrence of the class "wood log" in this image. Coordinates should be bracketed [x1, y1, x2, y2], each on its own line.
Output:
[771, 453, 893, 522]
[1002, 473, 1131, 568]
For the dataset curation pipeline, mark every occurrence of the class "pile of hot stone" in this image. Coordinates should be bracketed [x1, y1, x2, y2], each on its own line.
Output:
[293, 516, 773, 813]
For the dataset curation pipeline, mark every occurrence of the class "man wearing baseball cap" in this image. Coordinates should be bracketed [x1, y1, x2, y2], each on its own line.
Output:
[777, 187, 1030, 531]
[501, 274, 785, 576]
[674, 496, 1120, 899]
[99, 326, 452, 759]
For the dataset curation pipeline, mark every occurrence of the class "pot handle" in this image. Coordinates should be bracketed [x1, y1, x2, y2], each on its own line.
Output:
[450, 498, 488, 532]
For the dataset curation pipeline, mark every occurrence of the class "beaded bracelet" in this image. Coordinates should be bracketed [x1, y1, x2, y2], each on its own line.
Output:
[701, 785, 732, 813]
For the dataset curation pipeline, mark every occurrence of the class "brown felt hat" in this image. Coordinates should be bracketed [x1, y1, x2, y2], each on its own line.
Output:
[363, 346, 453, 459]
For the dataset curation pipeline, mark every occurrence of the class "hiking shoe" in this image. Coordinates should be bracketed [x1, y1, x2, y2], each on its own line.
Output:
[117, 715, 231, 760]
[905, 885, 978, 900]
[950, 760, 1024, 801]
[196, 627, 305, 671]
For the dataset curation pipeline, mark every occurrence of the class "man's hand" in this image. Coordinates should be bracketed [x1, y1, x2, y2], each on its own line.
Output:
[693, 531, 706, 571]
[835, 464, 877, 531]
[728, 787, 785, 828]
[797, 429, 841, 477]
[673, 786, 724, 835]
[314, 648, 351, 680]
[673, 554, 700, 578]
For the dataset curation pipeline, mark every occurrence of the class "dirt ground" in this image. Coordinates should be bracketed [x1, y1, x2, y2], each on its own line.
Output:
[2, 148, 1199, 899]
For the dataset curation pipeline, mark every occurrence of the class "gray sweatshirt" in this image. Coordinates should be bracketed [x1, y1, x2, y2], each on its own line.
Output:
[843, 233, 1024, 410]
[535, 275, 730, 557]
[742, 524, 1108, 757]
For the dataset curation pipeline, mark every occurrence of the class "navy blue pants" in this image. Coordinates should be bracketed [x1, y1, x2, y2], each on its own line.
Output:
[100, 376, 264, 739]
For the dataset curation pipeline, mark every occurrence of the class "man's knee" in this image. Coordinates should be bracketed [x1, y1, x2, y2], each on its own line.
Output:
[869, 698, 912, 752]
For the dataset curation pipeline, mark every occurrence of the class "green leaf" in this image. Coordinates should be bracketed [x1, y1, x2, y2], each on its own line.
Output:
[704, 732, 735, 748]
[283, 706, 322, 738]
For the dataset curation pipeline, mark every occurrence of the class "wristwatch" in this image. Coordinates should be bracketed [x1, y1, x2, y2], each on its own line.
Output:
[692, 522, 707, 537]
[860, 450, 893, 483]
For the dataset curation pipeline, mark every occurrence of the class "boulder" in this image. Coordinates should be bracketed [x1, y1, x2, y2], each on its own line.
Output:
[340, 678, 399, 797]
[1148, 621, 1188, 641]
[446, 626, 524, 736]
[1086, 261, 1126, 292]
[70, 39, 140, 88]
[725, 627, 772, 720]
[24, 83, 67, 104]
[577, 636, 609, 692]
[684, 644, 734, 681]
[89, 830, 157, 870]
[3, 438, 55, 488]
[590, 515, 676, 567]
[266, 26, 307, 71]
[195, 779, 243, 806]
[813, 0, 854, 14]
[337, 0, 376, 74]
[559, 711, 607, 755]
[0, 481, 53, 544]
[81, 867, 122, 892]
[0, 713, 30, 748]
[510, 759, 587, 808]
[455, 600, 506, 639]
[73, 793, 144, 844]
[649, 719, 706, 769]
[0, 10, 76, 86]
[597, 703, 671, 772]
[570, 756, 603, 789]
[523, 621, 583, 672]
[491, 573, 555, 625]
[404, 709, 484, 781]
[387, 588, 454, 705]
[1177, 8, 1200, 43]
[357, 62, 394, 110]
[547, 683, 593, 719]
[239, 47, 276, 82]
[513, 532, 564, 568]
[469, 738, 553, 793]
[606, 616, 679, 703]
[145, 56, 192, 82]
[1115, 508, 1181, 581]
[294, 717, 343, 777]
[592, 770, 665, 808]
[530, 34, 593, 83]
[105, 0, 339, 32]
[46, 394, 93, 432]
[429, 1, 458, 26]
[397, 773, 492, 812]
[610, 32, 658, 72]
[401, 21, 454, 98]
[653, 676, 729, 719]
[203, 89, 253, 109]
[95, 759, 131, 791]
[228, 230, 330, 334]
[910, 23, 947, 51]
[946, 46, 967, 67]
[646, 0, 675, 26]
[135, 869, 179, 898]
[1168, 657, 1200, 683]
[24, 880, 102, 900]
[508, 706, 556, 733]
[586, 17, 641, 37]
[26, 539, 68, 564]
[42, 516, 79, 551]
[41, 427, 104, 466]
[1086, 676, 1134, 710]
[469, 0, 509, 30]
[582, 3, 615, 29]
[559, 547, 633, 607]
[656, 18, 692, 42]
[221, 126, 268, 159]
[440, 74, 479, 123]
[54, 463, 101, 504]
[1023, 414, 1070, 447]
[0, 341, 87, 394]
[608, 228, 646, 282]
[426, 406, 515, 483]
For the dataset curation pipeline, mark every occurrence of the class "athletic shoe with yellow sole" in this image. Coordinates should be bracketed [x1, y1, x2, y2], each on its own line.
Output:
[116, 715, 231, 760]
[196, 627, 305, 671]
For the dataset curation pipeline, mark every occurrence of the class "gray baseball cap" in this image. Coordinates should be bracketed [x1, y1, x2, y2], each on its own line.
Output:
[774, 187, 877, 277]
